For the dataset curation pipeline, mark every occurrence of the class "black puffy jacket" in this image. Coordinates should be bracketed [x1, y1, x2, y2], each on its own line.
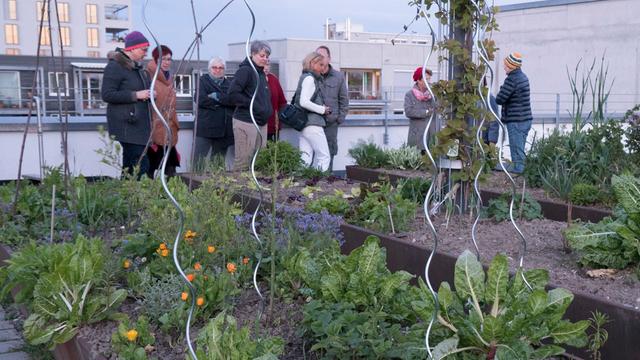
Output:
[496, 68, 532, 123]
[197, 75, 233, 143]
[101, 49, 151, 145]
[227, 58, 273, 126]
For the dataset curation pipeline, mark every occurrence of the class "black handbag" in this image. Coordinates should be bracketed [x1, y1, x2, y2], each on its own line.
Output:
[279, 76, 321, 132]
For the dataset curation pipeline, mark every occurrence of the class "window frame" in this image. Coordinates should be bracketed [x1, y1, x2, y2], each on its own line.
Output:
[48, 71, 70, 97]
[6, 0, 17, 20]
[0, 70, 22, 109]
[4, 23, 18, 44]
[60, 26, 71, 47]
[85, 4, 98, 24]
[86, 27, 99, 48]
[57, 2, 69, 22]
[174, 75, 192, 97]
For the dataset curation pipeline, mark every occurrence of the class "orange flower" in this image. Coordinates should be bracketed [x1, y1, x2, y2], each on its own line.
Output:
[184, 230, 197, 240]
[186, 273, 195, 282]
[242, 257, 250, 265]
[194, 262, 202, 271]
[123, 259, 131, 269]
[226, 262, 237, 274]
[159, 243, 167, 250]
[160, 249, 169, 257]
[181, 292, 188, 301]
[196, 297, 204, 307]
[207, 245, 216, 254]
[126, 329, 138, 342]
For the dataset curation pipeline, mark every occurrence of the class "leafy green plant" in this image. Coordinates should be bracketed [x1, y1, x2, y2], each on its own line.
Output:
[386, 144, 424, 170]
[191, 311, 284, 360]
[426, 250, 589, 359]
[348, 140, 389, 168]
[0, 236, 127, 348]
[298, 236, 427, 359]
[486, 192, 543, 222]
[255, 140, 303, 176]
[111, 315, 155, 360]
[305, 191, 351, 216]
[398, 177, 432, 205]
[296, 165, 329, 180]
[353, 182, 416, 233]
[587, 311, 609, 360]
[570, 183, 601, 206]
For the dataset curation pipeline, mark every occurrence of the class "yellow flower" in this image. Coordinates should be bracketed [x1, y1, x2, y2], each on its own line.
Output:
[123, 259, 131, 269]
[207, 245, 216, 254]
[194, 262, 202, 271]
[181, 292, 188, 301]
[242, 257, 250, 265]
[226, 262, 237, 274]
[184, 230, 197, 240]
[126, 329, 138, 342]
[196, 297, 204, 307]
[161, 249, 169, 257]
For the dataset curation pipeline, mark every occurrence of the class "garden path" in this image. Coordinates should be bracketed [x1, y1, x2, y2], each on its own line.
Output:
[0, 306, 29, 360]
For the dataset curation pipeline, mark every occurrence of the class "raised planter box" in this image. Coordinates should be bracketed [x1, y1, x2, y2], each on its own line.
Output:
[345, 165, 613, 223]
[0, 244, 107, 360]
[184, 174, 640, 360]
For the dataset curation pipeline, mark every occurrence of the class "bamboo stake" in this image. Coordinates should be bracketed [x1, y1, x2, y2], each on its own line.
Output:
[50, 184, 56, 243]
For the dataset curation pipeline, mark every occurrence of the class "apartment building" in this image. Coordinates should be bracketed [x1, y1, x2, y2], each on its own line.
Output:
[0, 0, 131, 58]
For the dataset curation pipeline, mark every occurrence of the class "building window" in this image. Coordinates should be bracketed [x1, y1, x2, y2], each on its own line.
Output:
[86, 4, 98, 24]
[36, 1, 48, 22]
[60, 26, 71, 47]
[342, 68, 381, 100]
[0, 71, 21, 109]
[87, 50, 100, 58]
[104, 4, 128, 21]
[39, 25, 50, 46]
[174, 75, 192, 97]
[57, 2, 69, 22]
[81, 72, 107, 109]
[5, 48, 19, 55]
[4, 24, 18, 44]
[87, 27, 98, 47]
[48, 72, 69, 96]
[6, 0, 17, 20]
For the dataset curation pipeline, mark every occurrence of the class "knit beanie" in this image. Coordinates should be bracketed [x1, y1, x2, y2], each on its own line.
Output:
[412, 67, 433, 82]
[124, 31, 150, 51]
[504, 52, 523, 71]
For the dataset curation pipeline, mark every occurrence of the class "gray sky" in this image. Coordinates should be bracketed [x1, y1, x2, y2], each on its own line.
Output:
[132, 0, 534, 61]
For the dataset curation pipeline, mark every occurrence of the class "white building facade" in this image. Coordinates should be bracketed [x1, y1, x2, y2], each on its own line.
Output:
[0, 0, 132, 58]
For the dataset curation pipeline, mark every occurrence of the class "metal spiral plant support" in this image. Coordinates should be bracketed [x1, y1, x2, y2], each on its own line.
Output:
[469, 0, 489, 261]
[475, 1, 532, 290]
[241, 0, 268, 313]
[418, 1, 441, 357]
[142, 2, 197, 358]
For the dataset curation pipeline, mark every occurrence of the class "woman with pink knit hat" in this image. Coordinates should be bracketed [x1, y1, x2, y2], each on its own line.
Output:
[496, 51, 532, 174]
[404, 66, 436, 150]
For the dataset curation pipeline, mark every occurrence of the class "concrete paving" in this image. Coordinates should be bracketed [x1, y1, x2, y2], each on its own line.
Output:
[0, 307, 29, 360]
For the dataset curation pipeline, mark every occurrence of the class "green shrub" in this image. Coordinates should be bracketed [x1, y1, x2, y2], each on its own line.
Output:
[348, 140, 388, 168]
[486, 192, 543, 222]
[386, 144, 424, 170]
[353, 182, 416, 233]
[570, 183, 601, 205]
[255, 141, 303, 176]
[398, 177, 432, 204]
[305, 191, 351, 216]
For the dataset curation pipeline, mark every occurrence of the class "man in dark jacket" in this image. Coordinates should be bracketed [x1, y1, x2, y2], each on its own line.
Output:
[316, 45, 349, 171]
[496, 52, 532, 174]
[227, 40, 273, 171]
[195, 57, 234, 170]
[101, 31, 152, 178]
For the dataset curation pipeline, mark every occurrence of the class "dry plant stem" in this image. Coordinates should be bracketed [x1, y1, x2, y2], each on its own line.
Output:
[53, 0, 71, 203]
[50, 184, 56, 243]
[269, 142, 279, 317]
[12, 0, 49, 215]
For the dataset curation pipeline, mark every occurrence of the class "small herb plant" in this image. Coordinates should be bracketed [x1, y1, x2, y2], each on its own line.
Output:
[305, 190, 351, 216]
[386, 144, 424, 170]
[486, 192, 543, 222]
[348, 140, 389, 168]
[354, 182, 416, 233]
[398, 177, 432, 204]
[569, 183, 601, 206]
[426, 250, 589, 359]
[191, 312, 284, 360]
[255, 140, 303, 176]
[111, 315, 155, 360]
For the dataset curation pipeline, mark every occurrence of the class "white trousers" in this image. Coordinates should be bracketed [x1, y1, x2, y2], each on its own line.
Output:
[299, 125, 331, 171]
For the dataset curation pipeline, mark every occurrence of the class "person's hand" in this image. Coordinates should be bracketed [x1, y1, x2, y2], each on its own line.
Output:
[136, 90, 151, 100]
[324, 106, 332, 115]
[208, 92, 220, 101]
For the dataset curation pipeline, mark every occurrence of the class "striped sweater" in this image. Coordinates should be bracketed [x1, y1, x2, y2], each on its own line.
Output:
[495, 68, 532, 123]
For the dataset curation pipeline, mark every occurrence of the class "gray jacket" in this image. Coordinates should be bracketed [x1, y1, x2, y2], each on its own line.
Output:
[294, 72, 325, 127]
[404, 86, 436, 120]
[318, 65, 349, 124]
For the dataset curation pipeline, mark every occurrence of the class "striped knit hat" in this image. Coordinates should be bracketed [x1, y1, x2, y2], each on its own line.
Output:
[124, 31, 150, 51]
[504, 52, 522, 70]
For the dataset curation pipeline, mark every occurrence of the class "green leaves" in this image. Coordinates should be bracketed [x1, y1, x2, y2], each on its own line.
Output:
[454, 250, 485, 317]
[485, 253, 508, 316]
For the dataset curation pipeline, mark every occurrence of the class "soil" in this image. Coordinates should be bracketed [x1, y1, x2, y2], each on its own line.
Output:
[79, 287, 314, 360]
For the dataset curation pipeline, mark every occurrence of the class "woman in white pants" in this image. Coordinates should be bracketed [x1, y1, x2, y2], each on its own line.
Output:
[295, 52, 331, 171]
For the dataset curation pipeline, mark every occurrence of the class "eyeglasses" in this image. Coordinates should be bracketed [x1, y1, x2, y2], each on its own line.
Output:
[161, 57, 172, 61]
[211, 66, 224, 70]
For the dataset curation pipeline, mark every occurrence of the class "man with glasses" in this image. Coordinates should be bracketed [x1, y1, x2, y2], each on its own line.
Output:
[194, 57, 235, 170]
[101, 31, 153, 178]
